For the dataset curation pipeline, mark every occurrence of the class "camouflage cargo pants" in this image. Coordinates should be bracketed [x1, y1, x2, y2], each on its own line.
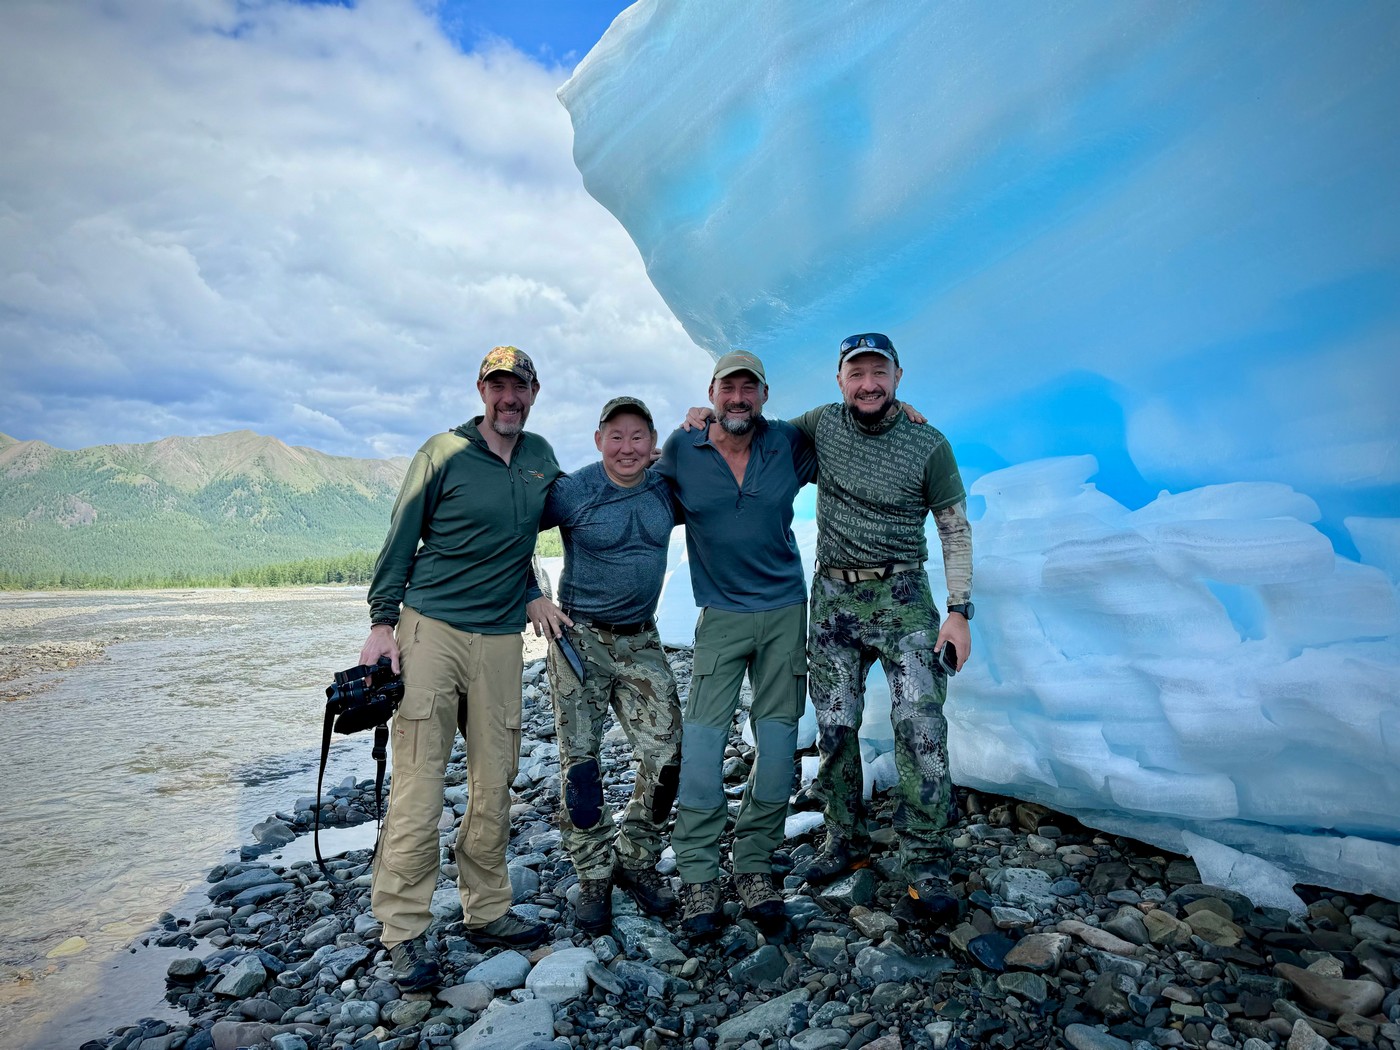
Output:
[808, 567, 951, 880]
[547, 623, 682, 880]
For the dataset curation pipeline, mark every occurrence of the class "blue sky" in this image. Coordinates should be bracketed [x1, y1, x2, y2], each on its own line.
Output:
[437, 0, 630, 64]
[0, 0, 711, 470]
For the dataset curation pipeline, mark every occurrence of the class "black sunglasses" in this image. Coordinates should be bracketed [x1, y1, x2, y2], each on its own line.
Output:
[840, 333, 896, 354]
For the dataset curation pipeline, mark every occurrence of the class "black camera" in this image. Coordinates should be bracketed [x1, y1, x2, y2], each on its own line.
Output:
[325, 656, 404, 735]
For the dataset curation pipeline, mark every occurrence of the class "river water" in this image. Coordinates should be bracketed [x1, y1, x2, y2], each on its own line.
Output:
[0, 588, 386, 1047]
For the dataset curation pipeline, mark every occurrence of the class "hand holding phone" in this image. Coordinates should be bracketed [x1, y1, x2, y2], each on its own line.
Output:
[556, 629, 586, 684]
[936, 641, 958, 677]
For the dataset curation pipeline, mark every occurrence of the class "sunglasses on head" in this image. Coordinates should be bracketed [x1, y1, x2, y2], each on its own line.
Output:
[840, 333, 895, 354]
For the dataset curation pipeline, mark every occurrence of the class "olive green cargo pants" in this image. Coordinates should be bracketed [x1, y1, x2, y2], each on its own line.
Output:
[673, 603, 807, 882]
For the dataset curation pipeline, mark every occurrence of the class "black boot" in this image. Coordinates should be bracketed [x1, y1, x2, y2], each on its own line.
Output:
[574, 877, 613, 934]
[796, 831, 871, 885]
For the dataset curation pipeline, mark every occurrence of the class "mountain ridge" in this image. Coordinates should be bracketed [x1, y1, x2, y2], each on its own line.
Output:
[0, 430, 413, 586]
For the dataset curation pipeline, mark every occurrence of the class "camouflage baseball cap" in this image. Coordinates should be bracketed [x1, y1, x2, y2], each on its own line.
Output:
[478, 345, 538, 384]
[599, 396, 655, 429]
[712, 350, 766, 382]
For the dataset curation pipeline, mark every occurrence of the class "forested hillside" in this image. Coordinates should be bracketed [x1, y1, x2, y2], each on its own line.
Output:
[0, 430, 408, 588]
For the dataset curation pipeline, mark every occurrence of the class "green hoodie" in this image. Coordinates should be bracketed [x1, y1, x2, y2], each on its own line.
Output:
[368, 418, 562, 634]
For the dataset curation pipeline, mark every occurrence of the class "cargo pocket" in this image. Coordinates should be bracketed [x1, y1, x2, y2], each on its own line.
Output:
[789, 647, 809, 720]
[504, 698, 523, 779]
[686, 649, 718, 720]
[392, 687, 436, 773]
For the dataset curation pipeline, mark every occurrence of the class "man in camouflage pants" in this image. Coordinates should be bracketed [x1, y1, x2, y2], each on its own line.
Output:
[528, 397, 683, 933]
[789, 333, 974, 925]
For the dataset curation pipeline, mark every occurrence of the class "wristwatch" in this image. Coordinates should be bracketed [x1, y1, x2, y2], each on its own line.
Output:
[947, 602, 974, 620]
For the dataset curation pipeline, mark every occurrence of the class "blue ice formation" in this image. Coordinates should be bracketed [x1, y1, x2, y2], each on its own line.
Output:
[560, 2, 1400, 900]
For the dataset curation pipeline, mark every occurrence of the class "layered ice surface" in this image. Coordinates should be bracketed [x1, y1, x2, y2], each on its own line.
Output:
[562, 2, 1400, 900]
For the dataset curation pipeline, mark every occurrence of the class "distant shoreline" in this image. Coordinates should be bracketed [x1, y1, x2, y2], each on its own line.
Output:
[0, 586, 550, 698]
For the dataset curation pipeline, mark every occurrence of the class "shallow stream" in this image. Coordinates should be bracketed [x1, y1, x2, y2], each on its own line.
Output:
[0, 588, 380, 1047]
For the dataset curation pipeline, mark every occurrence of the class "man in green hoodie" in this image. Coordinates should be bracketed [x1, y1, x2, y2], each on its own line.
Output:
[359, 345, 562, 991]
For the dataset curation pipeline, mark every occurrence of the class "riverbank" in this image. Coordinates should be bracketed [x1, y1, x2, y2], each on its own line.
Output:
[63, 649, 1400, 1050]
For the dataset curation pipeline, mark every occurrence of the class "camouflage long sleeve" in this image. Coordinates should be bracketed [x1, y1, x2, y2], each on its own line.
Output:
[933, 500, 972, 607]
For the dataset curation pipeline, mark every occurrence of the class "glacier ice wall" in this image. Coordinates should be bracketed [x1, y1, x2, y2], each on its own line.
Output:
[561, 1, 1400, 899]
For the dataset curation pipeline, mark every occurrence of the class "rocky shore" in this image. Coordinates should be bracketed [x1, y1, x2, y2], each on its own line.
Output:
[0, 640, 108, 701]
[84, 651, 1400, 1050]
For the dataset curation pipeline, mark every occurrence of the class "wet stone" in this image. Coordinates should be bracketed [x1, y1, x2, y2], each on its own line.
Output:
[967, 933, 1015, 973]
[78, 656, 1400, 1050]
[997, 970, 1050, 1004]
[1005, 932, 1071, 973]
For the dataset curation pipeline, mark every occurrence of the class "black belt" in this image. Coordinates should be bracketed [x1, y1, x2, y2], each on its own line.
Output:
[817, 561, 923, 584]
[572, 616, 655, 636]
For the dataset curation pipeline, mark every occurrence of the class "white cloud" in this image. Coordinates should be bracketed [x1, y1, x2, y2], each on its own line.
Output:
[0, 0, 713, 468]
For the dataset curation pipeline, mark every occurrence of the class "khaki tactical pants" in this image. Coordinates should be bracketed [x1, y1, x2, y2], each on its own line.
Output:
[672, 603, 807, 882]
[547, 623, 682, 879]
[371, 607, 523, 948]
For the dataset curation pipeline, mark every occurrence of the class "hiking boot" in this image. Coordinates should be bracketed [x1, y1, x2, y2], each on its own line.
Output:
[388, 934, 439, 992]
[679, 879, 723, 938]
[797, 831, 870, 885]
[894, 877, 960, 928]
[613, 859, 677, 917]
[470, 910, 548, 949]
[732, 871, 786, 931]
[574, 877, 613, 934]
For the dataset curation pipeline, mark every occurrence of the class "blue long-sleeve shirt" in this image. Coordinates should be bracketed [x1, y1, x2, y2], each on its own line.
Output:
[541, 462, 677, 623]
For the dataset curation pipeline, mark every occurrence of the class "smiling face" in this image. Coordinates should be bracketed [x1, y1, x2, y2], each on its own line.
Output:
[477, 372, 538, 437]
[837, 351, 902, 425]
[595, 410, 656, 487]
[708, 371, 768, 436]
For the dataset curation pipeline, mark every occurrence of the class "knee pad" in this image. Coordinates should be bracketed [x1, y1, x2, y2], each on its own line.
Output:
[653, 762, 680, 822]
[752, 720, 798, 804]
[677, 723, 727, 810]
[564, 759, 603, 830]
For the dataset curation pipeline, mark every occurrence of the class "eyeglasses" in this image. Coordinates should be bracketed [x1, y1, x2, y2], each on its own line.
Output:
[840, 333, 895, 354]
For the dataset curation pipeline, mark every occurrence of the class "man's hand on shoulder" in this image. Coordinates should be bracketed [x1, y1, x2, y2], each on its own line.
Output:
[900, 402, 928, 426]
[681, 406, 712, 431]
[359, 623, 400, 675]
[527, 596, 574, 639]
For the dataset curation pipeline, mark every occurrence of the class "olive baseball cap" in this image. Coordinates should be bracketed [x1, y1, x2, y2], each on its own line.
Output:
[599, 396, 655, 429]
[712, 350, 766, 382]
[478, 345, 538, 384]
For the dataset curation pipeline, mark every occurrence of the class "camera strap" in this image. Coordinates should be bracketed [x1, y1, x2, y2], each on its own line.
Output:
[313, 711, 391, 882]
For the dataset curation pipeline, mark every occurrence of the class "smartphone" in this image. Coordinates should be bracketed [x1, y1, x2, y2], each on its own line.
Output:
[555, 629, 586, 684]
[936, 641, 958, 677]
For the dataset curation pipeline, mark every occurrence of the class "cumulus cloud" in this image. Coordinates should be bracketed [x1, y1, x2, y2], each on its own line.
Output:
[0, 0, 713, 468]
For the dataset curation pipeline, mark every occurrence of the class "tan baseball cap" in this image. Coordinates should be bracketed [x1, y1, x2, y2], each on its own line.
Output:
[478, 345, 538, 384]
[712, 350, 766, 382]
[599, 396, 654, 429]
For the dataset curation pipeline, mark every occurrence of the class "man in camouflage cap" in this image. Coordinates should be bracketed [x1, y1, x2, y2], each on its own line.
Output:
[359, 345, 562, 991]
[527, 396, 684, 933]
[789, 332, 973, 928]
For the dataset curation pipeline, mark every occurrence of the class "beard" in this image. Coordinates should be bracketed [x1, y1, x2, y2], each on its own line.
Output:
[489, 415, 524, 438]
[848, 394, 895, 427]
[718, 401, 756, 435]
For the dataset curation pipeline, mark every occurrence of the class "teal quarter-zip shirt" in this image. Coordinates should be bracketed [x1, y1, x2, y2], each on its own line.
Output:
[368, 418, 563, 634]
[657, 416, 817, 614]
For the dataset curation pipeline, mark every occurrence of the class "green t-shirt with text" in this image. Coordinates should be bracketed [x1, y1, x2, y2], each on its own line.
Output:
[790, 403, 964, 568]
